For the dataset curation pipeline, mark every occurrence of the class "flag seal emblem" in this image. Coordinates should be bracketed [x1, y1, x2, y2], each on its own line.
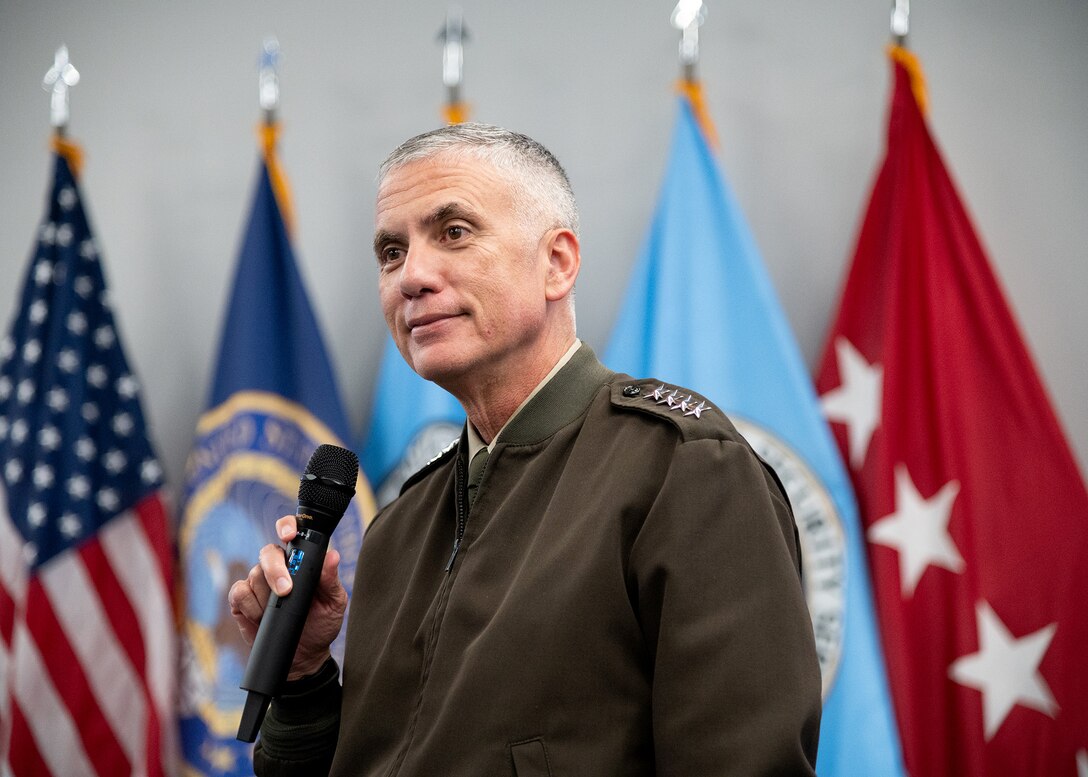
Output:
[733, 417, 846, 698]
[375, 421, 462, 506]
[179, 392, 365, 738]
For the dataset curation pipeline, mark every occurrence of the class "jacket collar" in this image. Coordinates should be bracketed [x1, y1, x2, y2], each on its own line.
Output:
[492, 343, 614, 447]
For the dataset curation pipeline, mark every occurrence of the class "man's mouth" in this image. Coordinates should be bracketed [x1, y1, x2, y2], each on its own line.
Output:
[407, 311, 459, 331]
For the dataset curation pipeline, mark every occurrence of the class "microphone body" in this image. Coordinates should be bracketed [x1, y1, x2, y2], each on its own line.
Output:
[237, 445, 358, 743]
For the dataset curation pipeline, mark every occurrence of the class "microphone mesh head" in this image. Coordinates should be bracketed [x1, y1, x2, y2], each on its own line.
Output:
[299, 444, 359, 514]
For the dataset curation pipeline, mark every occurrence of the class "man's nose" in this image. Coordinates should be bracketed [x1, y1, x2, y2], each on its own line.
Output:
[398, 244, 443, 297]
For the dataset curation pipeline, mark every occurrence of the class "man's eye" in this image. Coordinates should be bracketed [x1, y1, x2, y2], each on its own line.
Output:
[380, 247, 403, 265]
[446, 226, 465, 240]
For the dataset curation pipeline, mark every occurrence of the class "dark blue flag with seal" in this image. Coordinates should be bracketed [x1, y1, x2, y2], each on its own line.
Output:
[177, 125, 374, 777]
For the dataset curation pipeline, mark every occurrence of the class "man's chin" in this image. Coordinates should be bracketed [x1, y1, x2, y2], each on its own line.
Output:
[406, 350, 468, 388]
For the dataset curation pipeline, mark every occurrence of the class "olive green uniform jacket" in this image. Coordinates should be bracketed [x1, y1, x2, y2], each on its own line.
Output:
[255, 345, 821, 776]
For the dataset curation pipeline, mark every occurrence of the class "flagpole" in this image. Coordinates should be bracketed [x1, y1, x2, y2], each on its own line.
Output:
[438, 5, 469, 125]
[671, 1, 718, 148]
[671, 0, 706, 85]
[886, 4, 928, 116]
[259, 36, 280, 128]
[42, 45, 84, 175]
[257, 36, 295, 232]
[891, 0, 909, 47]
[42, 44, 79, 139]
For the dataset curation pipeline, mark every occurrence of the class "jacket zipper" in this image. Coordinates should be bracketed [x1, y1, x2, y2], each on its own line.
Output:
[445, 452, 468, 571]
[387, 453, 467, 776]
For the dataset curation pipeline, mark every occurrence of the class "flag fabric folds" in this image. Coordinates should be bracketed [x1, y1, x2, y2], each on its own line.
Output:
[816, 47, 1088, 776]
[178, 127, 373, 777]
[604, 86, 906, 776]
[0, 140, 178, 776]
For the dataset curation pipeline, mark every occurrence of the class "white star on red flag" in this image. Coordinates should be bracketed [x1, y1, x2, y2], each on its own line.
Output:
[819, 336, 882, 469]
[868, 464, 963, 597]
[949, 601, 1058, 741]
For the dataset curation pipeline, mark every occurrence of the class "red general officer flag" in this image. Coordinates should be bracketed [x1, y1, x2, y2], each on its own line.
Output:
[816, 46, 1088, 777]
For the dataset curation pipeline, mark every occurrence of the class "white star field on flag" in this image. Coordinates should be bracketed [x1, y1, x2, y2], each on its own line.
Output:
[0, 170, 163, 570]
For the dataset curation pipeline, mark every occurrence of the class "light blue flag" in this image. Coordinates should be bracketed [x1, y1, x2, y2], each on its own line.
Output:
[357, 336, 464, 507]
[604, 93, 906, 776]
[177, 138, 374, 777]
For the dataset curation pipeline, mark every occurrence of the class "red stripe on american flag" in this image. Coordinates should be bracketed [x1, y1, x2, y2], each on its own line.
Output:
[81, 534, 168, 777]
[8, 701, 53, 777]
[23, 577, 132, 776]
[0, 579, 14, 648]
[136, 494, 174, 591]
[82, 537, 147, 671]
[135, 497, 173, 777]
[97, 502, 175, 777]
[105, 498, 178, 777]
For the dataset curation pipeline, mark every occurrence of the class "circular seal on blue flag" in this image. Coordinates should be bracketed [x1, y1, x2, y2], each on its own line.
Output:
[178, 391, 373, 752]
[732, 417, 846, 699]
[375, 420, 461, 507]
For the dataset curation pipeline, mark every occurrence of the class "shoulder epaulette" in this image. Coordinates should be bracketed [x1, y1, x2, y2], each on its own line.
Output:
[399, 438, 459, 496]
[608, 379, 740, 443]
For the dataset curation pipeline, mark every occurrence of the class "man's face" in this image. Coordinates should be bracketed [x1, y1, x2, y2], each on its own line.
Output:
[374, 154, 552, 393]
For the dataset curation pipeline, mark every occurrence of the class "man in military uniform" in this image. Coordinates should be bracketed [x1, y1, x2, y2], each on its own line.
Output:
[229, 123, 821, 776]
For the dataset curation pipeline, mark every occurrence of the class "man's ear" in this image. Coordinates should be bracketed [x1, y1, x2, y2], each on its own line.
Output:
[543, 229, 580, 302]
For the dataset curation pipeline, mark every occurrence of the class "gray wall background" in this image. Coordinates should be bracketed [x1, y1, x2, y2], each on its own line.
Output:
[2, 1, 1085, 500]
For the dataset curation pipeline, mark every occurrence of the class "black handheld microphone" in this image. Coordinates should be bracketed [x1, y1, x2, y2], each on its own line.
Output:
[236, 444, 359, 743]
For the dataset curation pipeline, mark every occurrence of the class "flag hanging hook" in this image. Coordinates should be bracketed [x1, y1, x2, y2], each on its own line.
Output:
[43, 45, 80, 136]
[671, 0, 707, 83]
[259, 37, 281, 126]
[891, 0, 910, 46]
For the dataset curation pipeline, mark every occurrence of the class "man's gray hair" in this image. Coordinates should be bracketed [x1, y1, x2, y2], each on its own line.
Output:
[378, 123, 580, 237]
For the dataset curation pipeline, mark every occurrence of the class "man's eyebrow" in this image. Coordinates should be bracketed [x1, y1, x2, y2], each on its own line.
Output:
[373, 202, 480, 256]
[422, 202, 478, 227]
[372, 229, 401, 257]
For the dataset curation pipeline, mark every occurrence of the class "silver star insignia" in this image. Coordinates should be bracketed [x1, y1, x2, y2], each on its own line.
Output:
[683, 400, 710, 419]
[672, 395, 694, 413]
[665, 390, 682, 408]
[647, 384, 668, 402]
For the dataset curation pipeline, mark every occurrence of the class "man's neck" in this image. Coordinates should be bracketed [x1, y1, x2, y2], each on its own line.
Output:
[464, 338, 580, 446]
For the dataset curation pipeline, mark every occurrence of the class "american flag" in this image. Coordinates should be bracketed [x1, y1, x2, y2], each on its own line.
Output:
[0, 141, 178, 776]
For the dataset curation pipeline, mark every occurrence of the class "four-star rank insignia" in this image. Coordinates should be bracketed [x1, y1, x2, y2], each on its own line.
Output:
[645, 384, 711, 419]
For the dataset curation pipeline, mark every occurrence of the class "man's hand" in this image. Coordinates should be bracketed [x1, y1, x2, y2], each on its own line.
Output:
[228, 515, 348, 680]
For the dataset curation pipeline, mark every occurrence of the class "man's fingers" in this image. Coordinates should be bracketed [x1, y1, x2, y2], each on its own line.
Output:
[227, 571, 266, 643]
[321, 548, 341, 585]
[258, 542, 292, 596]
[315, 548, 348, 612]
[275, 514, 299, 542]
